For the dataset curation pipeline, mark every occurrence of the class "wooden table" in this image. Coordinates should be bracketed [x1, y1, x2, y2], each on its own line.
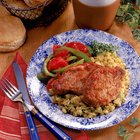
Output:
[0, 2, 140, 140]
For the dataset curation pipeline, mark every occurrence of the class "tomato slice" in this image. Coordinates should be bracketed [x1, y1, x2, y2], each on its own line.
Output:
[47, 56, 68, 71]
[53, 45, 69, 59]
[53, 45, 60, 52]
[64, 42, 89, 53]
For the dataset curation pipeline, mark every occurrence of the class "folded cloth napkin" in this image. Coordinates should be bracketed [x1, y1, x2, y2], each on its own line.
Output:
[0, 52, 90, 140]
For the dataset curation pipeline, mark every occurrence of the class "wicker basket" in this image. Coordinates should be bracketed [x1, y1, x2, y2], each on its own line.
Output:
[1, 0, 69, 28]
[22, 0, 69, 28]
[1, 0, 51, 20]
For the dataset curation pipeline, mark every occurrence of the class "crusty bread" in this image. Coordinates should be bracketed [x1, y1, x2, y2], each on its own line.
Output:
[0, 5, 11, 17]
[5, 0, 29, 9]
[0, 16, 26, 52]
[24, 0, 46, 7]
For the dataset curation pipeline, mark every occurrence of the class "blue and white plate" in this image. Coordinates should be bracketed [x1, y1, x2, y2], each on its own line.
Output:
[26, 29, 140, 130]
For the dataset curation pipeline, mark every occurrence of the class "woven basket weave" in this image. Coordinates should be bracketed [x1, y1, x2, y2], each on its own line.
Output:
[1, 0, 51, 20]
[23, 0, 69, 28]
[1, 0, 69, 28]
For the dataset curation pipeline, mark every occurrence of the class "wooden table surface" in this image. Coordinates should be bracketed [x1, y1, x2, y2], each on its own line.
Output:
[0, 1, 140, 140]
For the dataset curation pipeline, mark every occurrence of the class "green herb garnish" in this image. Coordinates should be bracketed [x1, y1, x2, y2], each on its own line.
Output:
[117, 117, 140, 140]
[90, 40, 118, 57]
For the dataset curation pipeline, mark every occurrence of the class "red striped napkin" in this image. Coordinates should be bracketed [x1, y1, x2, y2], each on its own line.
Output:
[0, 53, 90, 140]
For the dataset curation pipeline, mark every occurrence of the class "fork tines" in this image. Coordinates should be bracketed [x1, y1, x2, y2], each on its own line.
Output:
[0, 78, 19, 99]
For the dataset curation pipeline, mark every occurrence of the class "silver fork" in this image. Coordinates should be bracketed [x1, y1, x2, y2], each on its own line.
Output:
[0, 78, 40, 140]
[0, 78, 71, 140]
[0, 78, 22, 102]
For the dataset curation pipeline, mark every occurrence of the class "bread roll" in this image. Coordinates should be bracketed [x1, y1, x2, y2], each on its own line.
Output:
[5, 0, 29, 9]
[0, 16, 26, 52]
[24, 0, 46, 7]
[0, 5, 11, 17]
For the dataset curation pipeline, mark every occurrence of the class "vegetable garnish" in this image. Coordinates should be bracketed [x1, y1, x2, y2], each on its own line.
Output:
[90, 40, 118, 57]
[53, 44, 70, 59]
[38, 41, 119, 80]
[64, 42, 89, 53]
[66, 56, 77, 62]
[37, 72, 50, 84]
[43, 54, 57, 77]
[37, 42, 92, 82]
[47, 56, 68, 71]
[52, 59, 84, 73]
[55, 46, 91, 62]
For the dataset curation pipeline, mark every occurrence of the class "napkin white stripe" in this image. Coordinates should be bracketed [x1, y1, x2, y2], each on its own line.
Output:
[0, 130, 21, 138]
[21, 124, 43, 129]
[20, 127, 29, 135]
[19, 111, 24, 115]
[0, 133, 21, 140]
[0, 115, 19, 122]
[36, 124, 44, 128]
[1, 106, 19, 119]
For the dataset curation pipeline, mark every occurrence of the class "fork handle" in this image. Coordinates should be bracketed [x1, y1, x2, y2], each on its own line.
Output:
[31, 108, 71, 140]
[24, 107, 40, 140]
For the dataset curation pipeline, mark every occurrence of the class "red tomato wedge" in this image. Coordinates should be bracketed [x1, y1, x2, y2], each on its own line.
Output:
[53, 45, 60, 52]
[64, 42, 89, 53]
[53, 45, 69, 59]
[47, 56, 68, 71]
